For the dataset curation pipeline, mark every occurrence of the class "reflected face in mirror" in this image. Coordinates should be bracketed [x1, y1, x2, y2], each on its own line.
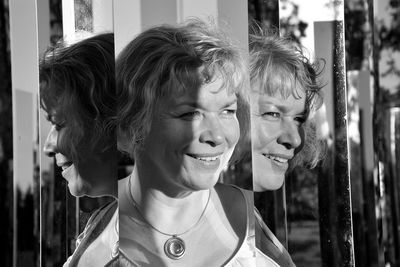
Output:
[40, 33, 116, 198]
[140, 76, 240, 192]
[43, 119, 113, 197]
[251, 83, 306, 191]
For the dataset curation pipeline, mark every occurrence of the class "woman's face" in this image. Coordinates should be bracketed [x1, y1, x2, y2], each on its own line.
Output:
[43, 115, 115, 197]
[251, 82, 306, 192]
[140, 76, 240, 193]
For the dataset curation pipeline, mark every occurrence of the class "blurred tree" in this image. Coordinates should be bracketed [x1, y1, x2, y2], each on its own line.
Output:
[248, 0, 279, 28]
[279, 0, 308, 44]
[344, 0, 368, 71]
[376, 0, 400, 97]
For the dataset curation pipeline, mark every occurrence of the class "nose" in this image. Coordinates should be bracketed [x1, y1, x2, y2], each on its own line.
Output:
[277, 119, 302, 150]
[199, 116, 224, 147]
[43, 126, 58, 157]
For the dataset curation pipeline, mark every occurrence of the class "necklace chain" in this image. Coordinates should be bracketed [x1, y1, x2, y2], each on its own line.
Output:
[127, 175, 211, 237]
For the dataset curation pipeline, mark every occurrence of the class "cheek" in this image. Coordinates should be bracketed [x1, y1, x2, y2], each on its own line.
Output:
[56, 129, 73, 157]
[254, 121, 278, 150]
[224, 118, 240, 147]
[152, 120, 196, 149]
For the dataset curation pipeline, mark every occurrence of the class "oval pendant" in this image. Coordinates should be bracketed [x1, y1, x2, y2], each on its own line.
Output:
[164, 236, 185, 260]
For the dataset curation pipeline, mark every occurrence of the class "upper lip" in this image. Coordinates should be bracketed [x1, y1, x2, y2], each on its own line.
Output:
[56, 161, 73, 168]
[55, 154, 73, 167]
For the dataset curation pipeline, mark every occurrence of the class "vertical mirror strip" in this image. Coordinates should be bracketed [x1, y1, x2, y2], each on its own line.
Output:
[9, 0, 40, 265]
[373, 0, 400, 265]
[249, 1, 356, 266]
[39, 0, 117, 265]
[115, 1, 254, 265]
[345, 0, 382, 266]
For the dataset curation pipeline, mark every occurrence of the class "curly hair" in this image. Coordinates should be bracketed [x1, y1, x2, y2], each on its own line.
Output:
[116, 19, 249, 159]
[249, 27, 325, 169]
[39, 32, 116, 164]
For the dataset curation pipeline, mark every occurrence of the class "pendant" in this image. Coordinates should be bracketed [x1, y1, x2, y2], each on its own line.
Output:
[164, 235, 185, 260]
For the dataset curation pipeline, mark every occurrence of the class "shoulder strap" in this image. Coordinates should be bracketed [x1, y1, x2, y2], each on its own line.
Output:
[227, 184, 255, 237]
[68, 200, 118, 267]
[255, 208, 296, 267]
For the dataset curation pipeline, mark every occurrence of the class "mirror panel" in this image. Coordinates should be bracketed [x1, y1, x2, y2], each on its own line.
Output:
[114, 1, 253, 265]
[249, 0, 355, 266]
[374, 0, 400, 265]
[114, 0, 252, 190]
[344, 1, 382, 266]
[9, 0, 40, 265]
[39, 0, 115, 265]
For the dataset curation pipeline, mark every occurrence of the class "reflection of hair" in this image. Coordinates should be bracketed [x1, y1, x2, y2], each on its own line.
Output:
[249, 27, 325, 168]
[39, 33, 116, 164]
[116, 19, 248, 158]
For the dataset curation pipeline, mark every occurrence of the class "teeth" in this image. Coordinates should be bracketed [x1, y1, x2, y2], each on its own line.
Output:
[267, 155, 288, 163]
[194, 156, 219, 162]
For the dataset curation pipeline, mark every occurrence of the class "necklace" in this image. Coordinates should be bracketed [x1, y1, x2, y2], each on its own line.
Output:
[127, 175, 211, 260]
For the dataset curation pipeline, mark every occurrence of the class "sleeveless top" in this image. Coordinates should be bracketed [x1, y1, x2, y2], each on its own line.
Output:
[63, 200, 119, 267]
[119, 177, 257, 267]
[225, 185, 256, 267]
[255, 208, 296, 267]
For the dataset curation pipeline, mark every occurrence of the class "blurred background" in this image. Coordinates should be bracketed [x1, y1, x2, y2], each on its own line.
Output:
[1, 0, 399, 266]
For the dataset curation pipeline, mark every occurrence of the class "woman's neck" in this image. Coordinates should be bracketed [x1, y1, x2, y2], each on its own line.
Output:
[128, 166, 211, 235]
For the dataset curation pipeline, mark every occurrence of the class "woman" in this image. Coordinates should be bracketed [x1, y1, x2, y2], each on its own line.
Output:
[41, 33, 119, 266]
[116, 20, 256, 266]
[249, 30, 324, 266]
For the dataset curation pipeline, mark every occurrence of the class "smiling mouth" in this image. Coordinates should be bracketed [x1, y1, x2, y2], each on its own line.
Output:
[263, 154, 289, 164]
[58, 162, 73, 171]
[187, 154, 221, 162]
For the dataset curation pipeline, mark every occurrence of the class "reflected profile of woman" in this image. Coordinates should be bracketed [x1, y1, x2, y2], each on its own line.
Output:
[40, 33, 119, 266]
[116, 20, 256, 267]
[249, 29, 324, 266]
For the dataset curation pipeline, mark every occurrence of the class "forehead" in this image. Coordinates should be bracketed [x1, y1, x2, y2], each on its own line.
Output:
[253, 65, 306, 100]
[165, 76, 237, 106]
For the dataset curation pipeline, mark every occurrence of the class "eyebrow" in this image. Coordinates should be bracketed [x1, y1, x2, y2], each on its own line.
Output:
[260, 99, 306, 115]
[175, 98, 238, 108]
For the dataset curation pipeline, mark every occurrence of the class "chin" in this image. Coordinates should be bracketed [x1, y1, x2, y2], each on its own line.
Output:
[253, 173, 285, 192]
[184, 172, 220, 191]
[67, 183, 89, 197]
[66, 175, 93, 197]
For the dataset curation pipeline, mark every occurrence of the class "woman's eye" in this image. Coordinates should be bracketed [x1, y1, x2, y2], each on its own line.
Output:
[51, 120, 66, 131]
[262, 112, 281, 120]
[54, 123, 65, 131]
[294, 116, 306, 125]
[179, 111, 202, 120]
[54, 124, 62, 131]
[221, 109, 237, 116]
